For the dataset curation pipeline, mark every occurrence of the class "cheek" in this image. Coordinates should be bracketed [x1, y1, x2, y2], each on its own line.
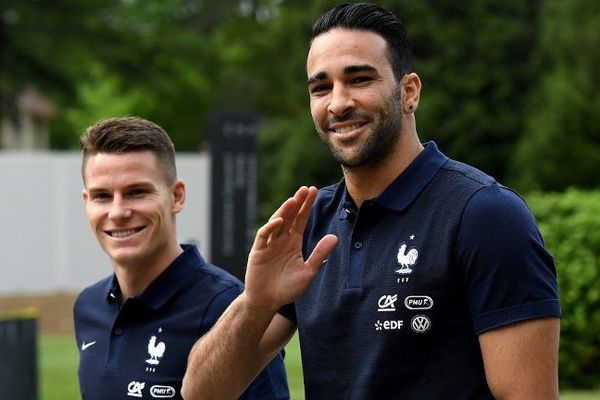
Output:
[310, 99, 326, 123]
[85, 205, 101, 225]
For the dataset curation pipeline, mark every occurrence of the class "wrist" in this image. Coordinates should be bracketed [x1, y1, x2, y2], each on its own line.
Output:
[239, 291, 280, 317]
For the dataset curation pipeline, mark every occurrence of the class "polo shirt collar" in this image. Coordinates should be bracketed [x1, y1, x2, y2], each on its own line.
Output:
[104, 244, 205, 309]
[339, 141, 447, 217]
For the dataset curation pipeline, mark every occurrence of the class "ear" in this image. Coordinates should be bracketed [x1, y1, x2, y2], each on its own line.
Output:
[402, 72, 422, 113]
[82, 188, 89, 203]
[172, 180, 186, 214]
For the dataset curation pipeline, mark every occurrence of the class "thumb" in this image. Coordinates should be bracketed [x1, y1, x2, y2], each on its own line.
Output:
[305, 234, 338, 274]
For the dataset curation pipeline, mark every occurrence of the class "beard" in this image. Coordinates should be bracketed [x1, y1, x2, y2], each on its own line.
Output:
[316, 87, 403, 169]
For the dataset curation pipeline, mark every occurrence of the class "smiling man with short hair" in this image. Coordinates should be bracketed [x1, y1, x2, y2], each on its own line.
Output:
[74, 117, 289, 400]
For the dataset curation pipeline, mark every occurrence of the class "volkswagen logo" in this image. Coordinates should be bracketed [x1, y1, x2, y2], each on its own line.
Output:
[411, 315, 431, 333]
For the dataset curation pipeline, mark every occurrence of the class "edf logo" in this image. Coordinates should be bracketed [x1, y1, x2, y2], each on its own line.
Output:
[374, 320, 403, 331]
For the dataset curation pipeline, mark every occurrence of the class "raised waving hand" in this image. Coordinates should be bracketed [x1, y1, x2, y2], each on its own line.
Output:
[244, 186, 338, 311]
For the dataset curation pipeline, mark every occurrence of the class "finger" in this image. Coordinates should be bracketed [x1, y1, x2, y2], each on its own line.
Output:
[291, 186, 318, 234]
[267, 196, 299, 238]
[305, 234, 338, 274]
[269, 195, 297, 221]
[253, 217, 284, 250]
[278, 187, 309, 235]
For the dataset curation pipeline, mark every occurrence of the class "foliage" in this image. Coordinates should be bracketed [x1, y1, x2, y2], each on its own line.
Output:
[3, 0, 599, 206]
[527, 189, 600, 389]
[511, 0, 600, 192]
[392, 0, 541, 182]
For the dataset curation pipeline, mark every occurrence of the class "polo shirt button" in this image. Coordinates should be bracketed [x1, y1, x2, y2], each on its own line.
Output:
[114, 328, 122, 335]
[354, 241, 363, 249]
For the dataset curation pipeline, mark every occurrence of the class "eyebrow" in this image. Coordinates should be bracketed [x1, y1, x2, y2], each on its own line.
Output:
[307, 64, 379, 85]
[307, 71, 328, 86]
[87, 182, 154, 194]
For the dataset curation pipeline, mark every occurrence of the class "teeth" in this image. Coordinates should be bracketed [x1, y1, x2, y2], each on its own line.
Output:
[110, 229, 139, 238]
[334, 124, 361, 134]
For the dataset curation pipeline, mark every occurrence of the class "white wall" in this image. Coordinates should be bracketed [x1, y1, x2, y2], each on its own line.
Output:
[0, 151, 211, 295]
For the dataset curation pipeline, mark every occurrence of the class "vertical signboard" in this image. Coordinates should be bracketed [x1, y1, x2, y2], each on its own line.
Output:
[0, 313, 38, 400]
[209, 109, 258, 281]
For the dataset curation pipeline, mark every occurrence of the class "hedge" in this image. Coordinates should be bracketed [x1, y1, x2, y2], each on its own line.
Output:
[527, 189, 600, 389]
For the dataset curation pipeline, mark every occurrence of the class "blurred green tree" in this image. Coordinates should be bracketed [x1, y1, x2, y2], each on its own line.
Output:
[510, 0, 600, 192]
[3, 0, 598, 207]
[393, 0, 541, 183]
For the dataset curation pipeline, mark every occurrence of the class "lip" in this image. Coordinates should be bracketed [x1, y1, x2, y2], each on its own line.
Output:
[104, 226, 146, 239]
[328, 121, 368, 140]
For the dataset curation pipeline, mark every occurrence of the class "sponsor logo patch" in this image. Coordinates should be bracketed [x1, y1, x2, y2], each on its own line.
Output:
[377, 294, 398, 312]
[374, 319, 404, 331]
[127, 381, 145, 397]
[411, 315, 431, 333]
[150, 385, 176, 398]
[404, 295, 433, 310]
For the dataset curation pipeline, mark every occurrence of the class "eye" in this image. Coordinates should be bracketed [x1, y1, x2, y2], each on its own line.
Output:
[127, 188, 148, 197]
[350, 76, 374, 84]
[91, 192, 112, 201]
[309, 83, 331, 95]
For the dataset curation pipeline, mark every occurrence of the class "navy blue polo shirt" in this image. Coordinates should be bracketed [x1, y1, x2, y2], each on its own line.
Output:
[280, 142, 560, 400]
[74, 244, 289, 400]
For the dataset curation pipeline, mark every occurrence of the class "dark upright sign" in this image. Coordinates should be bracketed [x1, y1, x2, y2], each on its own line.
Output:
[0, 315, 38, 400]
[209, 109, 258, 281]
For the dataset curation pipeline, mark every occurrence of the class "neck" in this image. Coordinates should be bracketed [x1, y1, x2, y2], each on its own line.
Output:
[113, 241, 183, 300]
[343, 127, 423, 207]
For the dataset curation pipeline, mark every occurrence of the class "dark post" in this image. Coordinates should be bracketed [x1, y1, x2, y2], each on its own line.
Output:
[0, 310, 38, 400]
[209, 109, 258, 281]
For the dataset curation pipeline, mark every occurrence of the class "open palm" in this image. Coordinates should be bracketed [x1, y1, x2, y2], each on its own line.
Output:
[244, 186, 337, 311]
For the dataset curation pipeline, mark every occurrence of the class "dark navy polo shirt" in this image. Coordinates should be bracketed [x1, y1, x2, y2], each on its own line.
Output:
[280, 142, 560, 400]
[74, 244, 289, 400]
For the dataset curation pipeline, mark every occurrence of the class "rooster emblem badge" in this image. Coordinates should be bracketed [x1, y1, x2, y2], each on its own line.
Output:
[145, 335, 166, 366]
[395, 243, 418, 275]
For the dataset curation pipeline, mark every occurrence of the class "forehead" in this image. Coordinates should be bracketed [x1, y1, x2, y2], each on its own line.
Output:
[307, 28, 392, 77]
[84, 151, 165, 187]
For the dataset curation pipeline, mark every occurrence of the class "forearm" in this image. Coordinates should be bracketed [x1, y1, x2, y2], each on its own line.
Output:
[181, 293, 279, 400]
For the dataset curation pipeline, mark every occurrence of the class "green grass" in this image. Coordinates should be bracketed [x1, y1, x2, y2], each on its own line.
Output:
[39, 334, 597, 400]
[283, 333, 305, 400]
[39, 335, 79, 400]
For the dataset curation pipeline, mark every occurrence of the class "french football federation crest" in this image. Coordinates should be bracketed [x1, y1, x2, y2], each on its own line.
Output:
[395, 243, 418, 275]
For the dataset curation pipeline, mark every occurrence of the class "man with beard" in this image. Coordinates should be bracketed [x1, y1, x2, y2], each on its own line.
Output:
[182, 3, 561, 400]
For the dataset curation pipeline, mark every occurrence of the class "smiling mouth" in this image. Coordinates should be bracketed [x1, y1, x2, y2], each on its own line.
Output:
[332, 124, 363, 134]
[106, 227, 145, 238]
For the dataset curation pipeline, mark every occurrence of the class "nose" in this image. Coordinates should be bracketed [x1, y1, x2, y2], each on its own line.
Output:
[327, 84, 354, 116]
[108, 195, 132, 220]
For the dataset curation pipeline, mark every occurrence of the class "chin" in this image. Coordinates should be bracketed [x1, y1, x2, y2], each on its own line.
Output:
[107, 249, 145, 268]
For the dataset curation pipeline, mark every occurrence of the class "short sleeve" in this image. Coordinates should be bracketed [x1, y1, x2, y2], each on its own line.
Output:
[199, 285, 242, 334]
[277, 303, 297, 324]
[455, 184, 561, 334]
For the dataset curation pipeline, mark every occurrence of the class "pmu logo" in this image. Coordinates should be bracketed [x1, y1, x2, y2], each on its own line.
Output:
[374, 319, 403, 331]
[151, 385, 176, 398]
[411, 315, 431, 333]
[405, 295, 433, 310]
